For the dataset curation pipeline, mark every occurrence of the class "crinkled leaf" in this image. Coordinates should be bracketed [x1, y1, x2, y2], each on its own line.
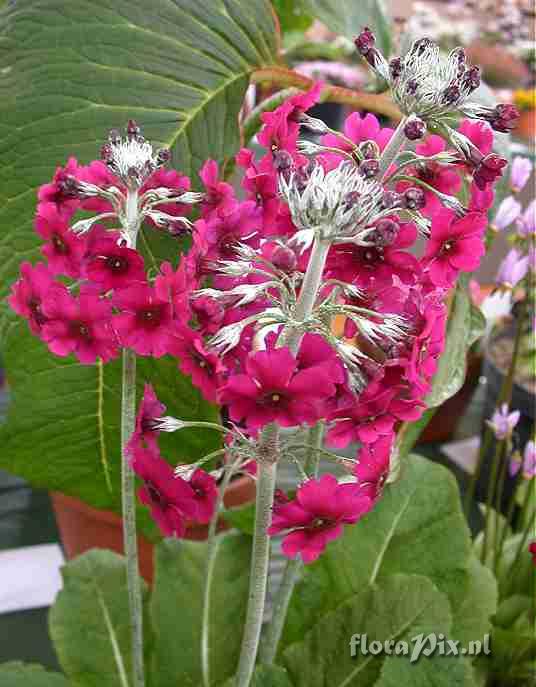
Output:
[304, 0, 392, 55]
[150, 533, 251, 687]
[282, 455, 472, 648]
[0, 0, 279, 536]
[283, 574, 453, 687]
[373, 653, 472, 687]
[49, 549, 150, 687]
[451, 555, 497, 645]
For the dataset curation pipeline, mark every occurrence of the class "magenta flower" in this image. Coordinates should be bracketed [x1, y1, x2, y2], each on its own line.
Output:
[458, 120, 493, 155]
[492, 197, 522, 231]
[8, 262, 56, 335]
[84, 232, 146, 291]
[516, 200, 536, 237]
[113, 283, 174, 357]
[141, 168, 192, 224]
[487, 404, 520, 440]
[326, 390, 397, 448]
[41, 286, 118, 364]
[37, 157, 82, 214]
[412, 135, 462, 214]
[130, 446, 197, 537]
[354, 435, 393, 500]
[530, 542, 536, 566]
[268, 474, 373, 563]
[473, 154, 508, 191]
[127, 384, 166, 455]
[199, 159, 236, 218]
[320, 111, 394, 170]
[35, 202, 87, 278]
[203, 201, 261, 260]
[189, 295, 225, 335]
[186, 468, 218, 524]
[496, 249, 529, 290]
[510, 157, 533, 193]
[220, 347, 335, 431]
[424, 210, 486, 287]
[170, 325, 226, 403]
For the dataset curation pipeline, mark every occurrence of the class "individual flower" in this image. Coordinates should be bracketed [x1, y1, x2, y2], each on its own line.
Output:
[37, 157, 82, 214]
[130, 445, 197, 537]
[220, 347, 335, 431]
[8, 262, 56, 335]
[268, 474, 372, 563]
[326, 389, 397, 448]
[496, 249, 529, 290]
[522, 441, 536, 479]
[41, 286, 118, 364]
[113, 283, 174, 357]
[170, 325, 226, 403]
[487, 404, 520, 440]
[354, 435, 394, 500]
[473, 154, 508, 191]
[423, 210, 486, 287]
[199, 159, 236, 218]
[184, 468, 218, 524]
[516, 200, 536, 237]
[84, 232, 146, 291]
[491, 197, 522, 232]
[35, 202, 87, 278]
[127, 384, 166, 454]
[202, 201, 262, 260]
[320, 111, 394, 169]
[510, 157, 532, 193]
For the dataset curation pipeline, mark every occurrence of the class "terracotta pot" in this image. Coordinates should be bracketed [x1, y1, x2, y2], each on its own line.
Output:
[515, 110, 536, 142]
[51, 474, 256, 583]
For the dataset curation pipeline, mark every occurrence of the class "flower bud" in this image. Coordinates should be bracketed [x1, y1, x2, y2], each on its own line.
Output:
[371, 219, 400, 247]
[359, 159, 380, 179]
[404, 117, 426, 141]
[380, 190, 402, 210]
[354, 27, 375, 56]
[271, 245, 297, 273]
[403, 187, 426, 210]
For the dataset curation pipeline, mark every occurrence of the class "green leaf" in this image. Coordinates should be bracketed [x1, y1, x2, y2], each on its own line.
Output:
[222, 665, 296, 687]
[223, 501, 256, 536]
[49, 549, 149, 687]
[150, 533, 251, 687]
[425, 281, 484, 408]
[304, 0, 392, 55]
[494, 594, 533, 629]
[0, 664, 69, 687]
[273, 0, 314, 33]
[283, 574, 453, 687]
[451, 555, 497, 645]
[396, 408, 437, 458]
[373, 654, 472, 687]
[282, 454, 473, 648]
[0, 0, 278, 533]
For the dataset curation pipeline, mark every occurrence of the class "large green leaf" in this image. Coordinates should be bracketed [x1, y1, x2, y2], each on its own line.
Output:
[304, 0, 392, 54]
[0, 0, 278, 534]
[222, 665, 296, 687]
[283, 574, 453, 687]
[373, 653, 471, 687]
[150, 533, 251, 687]
[425, 281, 485, 408]
[281, 455, 475, 648]
[49, 549, 150, 687]
[0, 663, 69, 687]
[451, 555, 497, 646]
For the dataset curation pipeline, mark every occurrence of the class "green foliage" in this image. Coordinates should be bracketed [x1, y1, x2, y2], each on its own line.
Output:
[49, 550, 150, 687]
[304, 0, 392, 55]
[222, 665, 295, 687]
[273, 0, 314, 32]
[282, 574, 458, 687]
[0, 663, 69, 687]
[150, 534, 251, 687]
[0, 0, 279, 535]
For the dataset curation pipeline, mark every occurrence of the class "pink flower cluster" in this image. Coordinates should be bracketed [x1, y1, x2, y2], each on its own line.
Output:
[128, 385, 218, 537]
[8, 84, 506, 562]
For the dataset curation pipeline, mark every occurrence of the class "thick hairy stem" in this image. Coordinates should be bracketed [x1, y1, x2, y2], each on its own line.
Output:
[377, 116, 409, 181]
[260, 423, 324, 665]
[283, 238, 331, 355]
[201, 461, 237, 687]
[235, 430, 278, 687]
[121, 348, 145, 687]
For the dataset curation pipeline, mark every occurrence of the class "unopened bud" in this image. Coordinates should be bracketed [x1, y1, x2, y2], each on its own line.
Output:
[359, 159, 380, 179]
[271, 245, 297, 272]
[404, 117, 426, 141]
[403, 187, 426, 210]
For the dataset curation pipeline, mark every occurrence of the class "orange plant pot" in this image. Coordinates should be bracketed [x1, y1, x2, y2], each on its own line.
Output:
[51, 474, 256, 583]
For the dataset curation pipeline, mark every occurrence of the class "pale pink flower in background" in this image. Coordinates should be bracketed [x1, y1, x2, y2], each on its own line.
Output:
[487, 404, 521, 440]
[496, 248, 530, 290]
[510, 157, 533, 193]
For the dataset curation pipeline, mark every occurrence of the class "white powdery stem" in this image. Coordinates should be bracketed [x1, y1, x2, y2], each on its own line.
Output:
[377, 116, 409, 182]
[121, 188, 145, 687]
